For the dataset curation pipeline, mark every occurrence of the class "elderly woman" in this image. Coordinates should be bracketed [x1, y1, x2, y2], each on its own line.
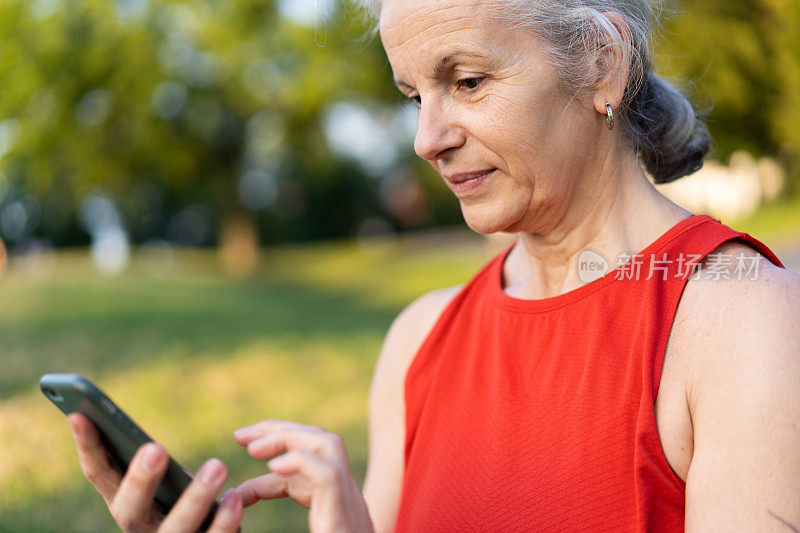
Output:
[67, 0, 800, 531]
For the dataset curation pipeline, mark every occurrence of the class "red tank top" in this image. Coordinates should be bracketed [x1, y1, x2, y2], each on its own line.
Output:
[394, 214, 785, 532]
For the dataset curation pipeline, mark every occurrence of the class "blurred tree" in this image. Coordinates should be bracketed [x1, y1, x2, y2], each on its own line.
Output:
[656, 0, 800, 190]
[0, 0, 797, 248]
[0, 0, 422, 247]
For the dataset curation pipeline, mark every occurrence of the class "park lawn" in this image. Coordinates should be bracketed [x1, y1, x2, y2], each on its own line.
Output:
[0, 231, 487, 532]
[727, 191, 800, 248]
[2, 195, 798, 532]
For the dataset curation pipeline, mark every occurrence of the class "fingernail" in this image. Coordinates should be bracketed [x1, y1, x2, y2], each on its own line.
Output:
[142, 443, 164, 471]
[233, 426, 252, 439]
[68, 416, 79, 435]
[221, 489, 242, 511]
[199, 458, 225, 485]
[267, 455, 288, 470]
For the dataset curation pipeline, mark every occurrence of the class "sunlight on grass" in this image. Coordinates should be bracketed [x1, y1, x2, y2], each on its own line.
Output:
[728, 192, 800, 248]
[0, 231, 488, 532]
[1, 338, 372, 531]
[2, 211, 795, 531]
[263, 233, 487, 308]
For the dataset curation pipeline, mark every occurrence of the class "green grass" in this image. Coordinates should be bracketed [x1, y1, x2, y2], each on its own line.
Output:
[727, 191, 800, 248]
[2, 196, 798, 532]
[0, 231, 487, 532]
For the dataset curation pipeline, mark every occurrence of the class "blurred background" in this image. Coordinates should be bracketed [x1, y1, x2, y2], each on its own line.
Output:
[1, 0, 798, 530]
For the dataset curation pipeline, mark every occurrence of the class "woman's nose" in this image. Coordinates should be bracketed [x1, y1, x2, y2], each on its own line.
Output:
[413, 100, 466, 161]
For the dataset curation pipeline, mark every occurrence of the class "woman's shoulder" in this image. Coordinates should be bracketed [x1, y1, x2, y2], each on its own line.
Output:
[675, 238, 799, 350]
[670, 239, 800, 526]
[363, 284, 465, 530]
[683, 238, 800, 325]
[673, 236, 800, 422]
[399, 284, 465, 326]
[370, 283, 464, 403]
[379, 284, 465, 370]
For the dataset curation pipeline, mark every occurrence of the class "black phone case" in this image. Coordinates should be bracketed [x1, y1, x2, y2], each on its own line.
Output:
[40, 373, 218, 530]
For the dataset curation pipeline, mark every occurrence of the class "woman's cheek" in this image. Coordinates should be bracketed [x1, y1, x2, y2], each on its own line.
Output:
[479, 90, 525, 115]
[482, 92, 546, 142]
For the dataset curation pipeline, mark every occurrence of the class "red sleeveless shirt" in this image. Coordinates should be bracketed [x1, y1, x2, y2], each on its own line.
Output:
[394, 214, 785, 532]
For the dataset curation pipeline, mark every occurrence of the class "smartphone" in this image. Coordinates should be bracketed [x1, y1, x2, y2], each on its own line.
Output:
[40, 373, 219, 530]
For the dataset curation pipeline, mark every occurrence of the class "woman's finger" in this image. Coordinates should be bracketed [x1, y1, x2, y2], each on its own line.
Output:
[233, 419, 324, 446]
[206, 490, 243, 533]
[235, 473, 289, 507]
[268, 450, 343, 490]
[108, 442, 169, 531]
[68, 412, 123, 505]
[245, 428, 348, 463]
[157, 458, 228, 533]
[263, 450, 348, 510]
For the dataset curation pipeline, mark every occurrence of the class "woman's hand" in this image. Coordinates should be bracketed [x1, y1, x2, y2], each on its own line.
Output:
[233, 419, 374, 533]
[68, 412, 243, 532]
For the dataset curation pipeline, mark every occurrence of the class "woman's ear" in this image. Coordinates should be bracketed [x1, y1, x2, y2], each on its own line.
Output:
[591, 11, 632, 116]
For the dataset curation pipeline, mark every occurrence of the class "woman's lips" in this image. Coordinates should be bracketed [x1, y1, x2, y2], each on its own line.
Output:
[446, 169, 496, 195]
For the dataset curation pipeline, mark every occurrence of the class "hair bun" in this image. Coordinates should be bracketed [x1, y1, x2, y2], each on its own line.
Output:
[623, 72, 712, 184]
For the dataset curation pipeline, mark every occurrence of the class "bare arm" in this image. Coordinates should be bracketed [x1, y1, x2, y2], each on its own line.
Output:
[362, 285, 463, 533]
[684, 258, 800, 531]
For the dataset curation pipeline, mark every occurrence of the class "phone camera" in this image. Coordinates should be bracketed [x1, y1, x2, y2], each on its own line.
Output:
[42, 386, 64, 402]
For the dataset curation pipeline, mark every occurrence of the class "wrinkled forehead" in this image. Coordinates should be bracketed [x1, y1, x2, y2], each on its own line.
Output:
[381, 0, 501, 48]
[379, 0, 506, 71]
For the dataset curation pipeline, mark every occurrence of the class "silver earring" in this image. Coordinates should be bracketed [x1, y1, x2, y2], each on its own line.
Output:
[605, 102, 614, 130]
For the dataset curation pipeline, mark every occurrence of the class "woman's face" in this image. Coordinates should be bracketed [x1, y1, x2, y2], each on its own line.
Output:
[380, 0, 606, 234]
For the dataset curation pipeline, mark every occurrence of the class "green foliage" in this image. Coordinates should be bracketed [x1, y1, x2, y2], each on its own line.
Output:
[0, 235, 488, 531]
[0, 0, 798, 246]
[656, 0, 800, 173]
[0, 0, 418, 246]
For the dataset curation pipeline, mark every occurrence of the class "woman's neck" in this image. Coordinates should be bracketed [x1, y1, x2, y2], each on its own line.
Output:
[503, 158, 692, 300]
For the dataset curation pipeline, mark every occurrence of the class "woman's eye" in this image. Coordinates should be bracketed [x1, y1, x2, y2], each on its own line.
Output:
[409, 95, 421, 107]
[458, 77, 485, 91]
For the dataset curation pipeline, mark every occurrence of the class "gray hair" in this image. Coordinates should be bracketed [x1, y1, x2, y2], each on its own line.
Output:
[354, 0, 711, 183]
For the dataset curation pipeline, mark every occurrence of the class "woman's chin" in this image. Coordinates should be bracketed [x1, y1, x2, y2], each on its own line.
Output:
[461, 207, 522, 235]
